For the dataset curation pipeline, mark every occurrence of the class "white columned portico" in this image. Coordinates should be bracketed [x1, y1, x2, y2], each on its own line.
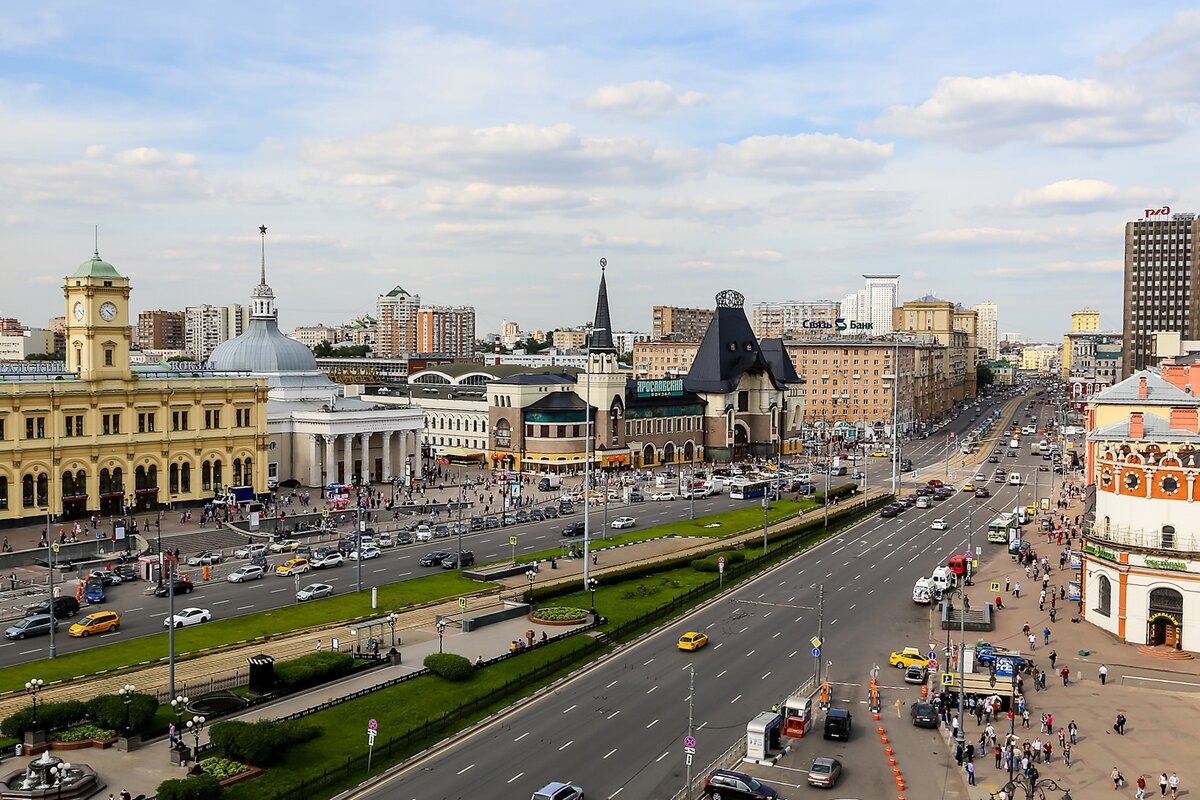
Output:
[323, 435, 335, 486]
[398, 430, 408, 476]
[308, 435, 320, 487]
[342, 434, 354, 484]
[413, 431, 424, 477]
[382, 431, 393, 481]
[359, 432, 371, 484]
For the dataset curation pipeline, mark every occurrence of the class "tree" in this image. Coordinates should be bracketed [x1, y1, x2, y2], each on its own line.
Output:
[312, 340, 335, 357]
[976, 363, 995, 390]
[24, 353, 60, 361]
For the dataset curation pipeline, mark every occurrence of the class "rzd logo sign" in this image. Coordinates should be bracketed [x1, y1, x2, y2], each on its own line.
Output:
[1144, 206, 1171, 218]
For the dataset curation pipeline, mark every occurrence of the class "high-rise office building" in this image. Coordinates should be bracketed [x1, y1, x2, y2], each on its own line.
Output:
[973, 302, 998, 359]
[1123, 212, 1200, 374]
[375, 286, 421, 357]
[752, 300, 841, 338]
[840, 274, 900, 335]
[652, 306, 713, 341]
[185, 304, 249, 361]
[416, 305, 476, 357]
[136, 309, 186, 350]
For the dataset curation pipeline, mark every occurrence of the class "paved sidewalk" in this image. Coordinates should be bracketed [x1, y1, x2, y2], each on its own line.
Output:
[24, 613, 590, 799]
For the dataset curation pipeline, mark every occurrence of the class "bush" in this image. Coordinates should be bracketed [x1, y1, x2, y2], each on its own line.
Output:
[85, 692, 158, 733]
[199, 756, 250, 781]
[156, 775, 222, 800]
[209, 718, 319, 766]
[423, 653, 473, 681]
[530, 607, 587, 622]
[690, 550, 747, 573]
[0, 699, 88, 739]
[273, 651, 355, 690]
[48, 723, 116, 742]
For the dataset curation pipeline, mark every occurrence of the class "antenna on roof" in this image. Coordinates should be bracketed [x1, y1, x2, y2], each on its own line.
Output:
[259, 225, 268, 285]
[94, 224, 99, 257]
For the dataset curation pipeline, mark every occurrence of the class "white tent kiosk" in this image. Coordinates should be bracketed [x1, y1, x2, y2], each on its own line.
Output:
[782, 694, 813, 738]
[745, 711, 784, 761]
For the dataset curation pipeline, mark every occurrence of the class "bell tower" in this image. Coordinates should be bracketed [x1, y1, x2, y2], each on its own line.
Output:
[63, 250, 132, 381]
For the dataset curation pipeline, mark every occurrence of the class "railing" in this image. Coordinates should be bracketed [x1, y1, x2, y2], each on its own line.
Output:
[668, 734, 748, 800]
[1084, 521, 1200, 554]
[151, 671, 245, 703]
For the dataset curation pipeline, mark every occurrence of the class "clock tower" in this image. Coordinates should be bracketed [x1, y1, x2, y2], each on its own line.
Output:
[63, 250, 133, 381]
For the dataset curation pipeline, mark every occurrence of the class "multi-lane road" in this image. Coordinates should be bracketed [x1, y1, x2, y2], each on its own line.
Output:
[354, 388, 1072, 800]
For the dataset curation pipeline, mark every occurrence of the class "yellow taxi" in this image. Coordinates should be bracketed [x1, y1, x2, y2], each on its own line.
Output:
[870, 451, 890, 458]
[276, 557, 310, 576]
[69, 611, 120, 637]
[888, 646, 926, 669]
[677, 631, 709, 651]
[962, 483, 975, 492]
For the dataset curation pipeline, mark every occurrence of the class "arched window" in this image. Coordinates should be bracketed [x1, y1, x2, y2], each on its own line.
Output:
[99, 468, 112, 495]
[232, 459, 243, 486]
[1096, 574, 1112, 617]
[170, 464, 179, 494]
[202, 462, 212, 492]
[1162, 525, 1176, 549]
[213, 460, 223, 491]
[22, 475, 34, 508]
[243, 458, 251, 484]
[36, 474, 48, 507]
[0, 476, 6, 510]
[181, 463, 191, 493]
[494, 420, 512, 448]
[147, 465, 157, 489]
[136, 466, 148, 491]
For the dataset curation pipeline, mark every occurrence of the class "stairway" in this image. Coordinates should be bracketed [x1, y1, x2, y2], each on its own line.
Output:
[1137, 644, 1194, 660]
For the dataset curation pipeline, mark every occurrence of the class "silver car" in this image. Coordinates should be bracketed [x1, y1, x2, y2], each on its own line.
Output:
[296, 583, 334, 602]
[227, 565, 265, 583]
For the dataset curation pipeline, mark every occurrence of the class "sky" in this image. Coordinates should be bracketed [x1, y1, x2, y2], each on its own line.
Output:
[2, 2, 1197, 342]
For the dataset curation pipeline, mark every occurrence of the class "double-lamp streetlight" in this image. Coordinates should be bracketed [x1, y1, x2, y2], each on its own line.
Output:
[24, 679, 43, 726]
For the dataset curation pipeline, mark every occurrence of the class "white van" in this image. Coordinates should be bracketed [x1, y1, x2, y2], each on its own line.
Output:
[913, 577, 935, 604]
[930, 566, 958, 594]
[1009, 439, 1020, 449]
[1009, 472, 1022, 486]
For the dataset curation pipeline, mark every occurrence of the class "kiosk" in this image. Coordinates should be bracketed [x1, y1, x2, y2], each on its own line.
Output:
[781, 695, 813, 738]
[745, 711, 784, 760]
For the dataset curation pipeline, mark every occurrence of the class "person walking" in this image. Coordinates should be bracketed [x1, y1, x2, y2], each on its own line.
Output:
[1043, 625, 1051, 645]
[1169, 771, 1180, 798]
[1029, 632, 1036, 650]
[1063, 742, 1071, 767]
[1114, 766, 1123, 790]
[1099, 663, 1109, 685]
[1115, 712, 1126, 735]
[1160, 773, 1169, 796]
[1068, 720, 1078, 744]
[1136, 774, 1148, 799]
[1061, 665, 1070, 686]
[966, 760, 976, 786]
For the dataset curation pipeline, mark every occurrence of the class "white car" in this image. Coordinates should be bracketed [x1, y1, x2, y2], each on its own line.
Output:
[651, 492, 677, 501]
[974, 474, 987, 482]
[377, 533, 394, 548]
[311, 552, 344, 569]
[296, 583, 334, 602]
[931, 518, 948, 531]
[415, 530, 434, 543]
[611, 516, 636, 529]
[269, 539, 300, 553]
[165, 608, 211, 629]
[234, 543, 268, 559]
[187, 551, 224, 566]
[226, 565, 265, 583]
[348, 547, 381, 560]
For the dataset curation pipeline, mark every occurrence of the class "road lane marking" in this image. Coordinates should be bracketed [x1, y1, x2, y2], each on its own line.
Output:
[18, 648, 40, 655]
[213, 599, 229, 605]
[772, 632, 781, 639]
[714, 643, 724, 650]
[558, 740, 573, 750]
[126, 607, 143, 613]
[646, 685, 657, 694]
[507, 772, 524, 784]
[762, 671, 771, 680]
[789, 650, 798, 658]
[514, 732, 530, 742]
[746, 649, 756, 657]
[606, 680, 618, 688]
[607, 710, 620, 720]
[563, 705, 576, 714]
[731, 694, 742, 704]
[738, 626, 748, 633]
[655, 750, 668, 761]
[763, 611, 772, 618]
[608, 790, 623, 799]
[270, 588, 286, 593]
[603, 748, 618, 759]
[456, 764, 474, 775]
[646, 719, 658, 729]
[717, 670, 727, 678]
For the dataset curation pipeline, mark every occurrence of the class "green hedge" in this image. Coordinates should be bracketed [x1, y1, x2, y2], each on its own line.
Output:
[156, 775, 222, 800]
[813, 482, 860, 503]
[273, 651, 356, 691]
[85, 692, 159, 734]
[530, 607, 588, 622]
[48, 723, 116, 742]
[209, 719, 320, 766]
[690, 549, 748, 573]
[423, 653, 474, 681]
[0, 699, 88, 739]
[200, 756, 251, 781]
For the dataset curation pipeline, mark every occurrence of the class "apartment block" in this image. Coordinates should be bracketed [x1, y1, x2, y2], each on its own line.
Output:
[416, 305, 476, 358]
[652, 306, 713, 342]
[752, 300, 841, 339]
[1123, 211, 1200, 374]
[185, 303, 249, 361]
[375, 286, 421, 357]
[136, 309, 186, 350]
[632, 341, 700, 378]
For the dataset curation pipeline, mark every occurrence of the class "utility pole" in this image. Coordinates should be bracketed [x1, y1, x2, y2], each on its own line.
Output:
[816, 584, 825, 684]
[761, 495, 769, 555]
[823, 438, 831, 529]
[167, 558, 176, 699]
[685, 664, 695, 795]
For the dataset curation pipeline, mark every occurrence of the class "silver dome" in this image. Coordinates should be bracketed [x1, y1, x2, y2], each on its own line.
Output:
[208, 318, 318, 373]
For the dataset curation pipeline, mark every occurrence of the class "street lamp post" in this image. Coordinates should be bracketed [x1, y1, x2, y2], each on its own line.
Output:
[44, 533, 57, 659]
[587, 577, 598, 613]
[436, 619, 446, 653]
[525, 569, 535, 604]
[999, 776, 1074, 800]
[186, 715, 206, 763]
[117, 683, 135, 732]
[760, 494, 769, 555]
[387, 612, 398, 647]
[49, 762, 71, 800]
[24, 679, 43, 726]
[170, 695, 189, 730]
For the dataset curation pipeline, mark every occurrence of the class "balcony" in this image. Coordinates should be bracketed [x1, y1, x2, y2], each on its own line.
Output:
[1085, 520, 1200, 556]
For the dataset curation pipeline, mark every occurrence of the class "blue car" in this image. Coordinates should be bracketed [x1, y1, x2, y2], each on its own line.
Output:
[83, 578, 106, 604]
[975, 645, 1031, 670]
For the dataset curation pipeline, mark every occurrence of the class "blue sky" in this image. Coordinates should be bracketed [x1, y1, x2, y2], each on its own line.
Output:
[2, 2, 1196, 341]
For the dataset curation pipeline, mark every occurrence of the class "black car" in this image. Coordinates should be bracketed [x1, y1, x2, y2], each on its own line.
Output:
[529, 509, 545, 521]
[975, 486, 992, 498]
[562, 521, 585, 537]
[559, 502, 575, 514]
[250, 555, 268, 570]
[112, 564, 139, 582]
[442, 551, 475, 569]
[485, 517, 500, 529]
[394, 531, 413, 545]
[470, 516, 485, 530]
[515, 510, 530, 524]
[703, 768, 778, 799]
[543, 506, 560, 519]
[419, 551, 451, 567]
[154, 579, 195, 597]
[628, 492, 645, 503]
[879, 505, 898, 518]
[910, 702, 939, 728]
[27, 596, 79, 620]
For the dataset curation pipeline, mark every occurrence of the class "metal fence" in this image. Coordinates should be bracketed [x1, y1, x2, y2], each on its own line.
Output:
[668, 734, 748, 800]
[150, 671, 246, 704]
[1085, 520, 1200, 554]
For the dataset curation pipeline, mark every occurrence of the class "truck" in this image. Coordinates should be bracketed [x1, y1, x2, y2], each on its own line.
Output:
[216, 485, 256, 508]
[987, 513, 1018, 544]
[912, 577, 935, 604]
[703, 478, 725, 495]
[537, 475, 561, 492]
[1030, 442, 1041, 455]
[930, 565, 958, 595]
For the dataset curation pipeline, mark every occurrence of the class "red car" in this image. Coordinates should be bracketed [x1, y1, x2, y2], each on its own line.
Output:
[927, 479, 944, 488]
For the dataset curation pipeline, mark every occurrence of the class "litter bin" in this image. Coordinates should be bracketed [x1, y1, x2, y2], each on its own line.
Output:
[14, 744, 21, 757]
[247, 653, 276, 694]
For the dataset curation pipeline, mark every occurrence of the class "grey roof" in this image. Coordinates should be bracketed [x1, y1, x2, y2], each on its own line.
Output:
[1089, 412, 1200, 443]
[411, 363, 579, 380]
[209, 318, 320, 373]
[684, 294, 789, 393]
[493, 372, 577, 386]
[1090, 369, 1200, 406]
[590, 268, 616, 353]
[527, 392, 590, 411]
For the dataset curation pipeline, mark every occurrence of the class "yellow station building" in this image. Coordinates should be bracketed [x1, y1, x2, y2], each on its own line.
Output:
[0, 250, 268, 524]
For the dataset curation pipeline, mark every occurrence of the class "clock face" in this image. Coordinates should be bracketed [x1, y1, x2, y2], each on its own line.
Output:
[73, 302, 85, 321]
[99, 302, 117, 321]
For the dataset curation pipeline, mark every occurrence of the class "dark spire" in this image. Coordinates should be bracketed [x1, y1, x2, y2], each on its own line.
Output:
[590, 257, 616, 352]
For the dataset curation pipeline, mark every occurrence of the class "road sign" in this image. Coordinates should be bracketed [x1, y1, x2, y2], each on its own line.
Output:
[684, 746, 695, 754]
[50, 543, 60, 553]
[509, 536, 518, 546]
[989, 581, 1001, 593]
[811, 647, 821, 657]
[368, 719, 378, 731]
[685, 753, 693, 766]
[941, 673, 955, 687]
[458, 597, 467, 609]
[684, 735, 696, 748]
[718, 562, 724, 574]
[717, 556, 726, 566]
[927, 659, 938, 670]
[928, 651, 937, 661]
[963, 550, 973, 560]
[810, 636, 822, 649]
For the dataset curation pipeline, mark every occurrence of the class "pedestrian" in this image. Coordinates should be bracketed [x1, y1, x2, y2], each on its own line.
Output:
[1015, 581, 1022, 597]
[1049, 649, 1058, 670]
[1137, 775, 1148, 799]
[1114, 766, 1123, 790]
[1099, 663, 1109, 685]
[1029, 632, 1036, 650]
[315, 638, 322, 652]
[966, 760, 976, 785]
[1063, 743, 1071, 767]
[1043, 626, 1051, 645]
[1061, 665, 1070, 686]
[1115, 712, 1126, 735]
[1068, 720, 1078, 744]
[1169, 772, 1181, 798]
[1005, 575, 1011, 593]
[1160, 773, 1169, 796]
[1057, 727, 1065, 748]
[1039, 669, 1047, 690]
[1022, 708, 1030, 728]
[995, 744, 1003, 769]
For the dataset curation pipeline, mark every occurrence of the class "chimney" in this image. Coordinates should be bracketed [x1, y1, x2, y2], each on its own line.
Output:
[1169, 407, 1200, 433]
[1129, 412, 1144, 439]
[1139, 376, 1148, 399]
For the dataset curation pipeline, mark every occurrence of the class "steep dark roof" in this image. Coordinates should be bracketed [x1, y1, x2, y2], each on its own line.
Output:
[589, 268, 616, 352]
[683, 290, 790, 393]
[759, 338, 802, 384]
[527, 392, 590, 411]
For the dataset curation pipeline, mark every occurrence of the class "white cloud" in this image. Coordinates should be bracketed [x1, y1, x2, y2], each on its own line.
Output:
[1013, 179, 1172, 214]
[83, 144, 106, 159]
[113, 146, 166, 166]
[644, 197, 763, 226]
[1098, 10, 1200, 69]
[578, 233, 667, 252]
[870, 72, 1183, 149]
[715, 133, 892, 183]
[174, 152, 199, 167]
[983, 259, 1122, 278]
[727, 249, 784, 263]
[584, 80, 706, 119]
[422, 183, 607, 217]
[916, 227, 1058, 245]
[304, 123, 703, 186]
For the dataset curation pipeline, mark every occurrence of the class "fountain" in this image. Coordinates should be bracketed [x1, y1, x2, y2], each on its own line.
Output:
[0, 750, 105, 800]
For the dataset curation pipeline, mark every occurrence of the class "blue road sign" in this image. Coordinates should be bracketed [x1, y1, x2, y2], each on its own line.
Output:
[811, 647, 821, 657]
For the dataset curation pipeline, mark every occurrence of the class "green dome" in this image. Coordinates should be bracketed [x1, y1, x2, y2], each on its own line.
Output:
[72, 252, 122, 279]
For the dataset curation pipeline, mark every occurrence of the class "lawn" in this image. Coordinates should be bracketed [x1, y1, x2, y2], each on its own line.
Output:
[0, 571, 489, 693]
[221, 635, 606, 800]
[502, 498, 818, 566]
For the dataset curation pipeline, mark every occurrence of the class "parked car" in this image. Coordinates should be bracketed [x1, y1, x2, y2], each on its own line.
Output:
[433, 525, 450, 539]
[269, 540, 300, 553]
[83, 578, 106, 604]
[165, 607, 211, 628]
[155, 579, 195, 597]
[311, 552, 344, 569]
[515, 510, 530, 524]
[470, 516, 485, 530]
[394, 531, 413, 545]
[5, 614, 58, 640]
[904, 664, 928, 684]
[485, 517, 501, 528]
[910, 701, 939, 728]
[529, 509, 545, 521]
[112, 564, 139, 582]
[234, 543, 268, 559]
[187, 551, 224, 566]
[275, 558, 311, 576]
[651, 492, 677, 501]
[806, 757, 843, 788]
[227, 565, 265, 583]
[611, 516, 636, 529]
[348, 546, 381, 560]
[377, 533, 394, 548]
[296, 583, 334, 602]
[69, 611, 120, 637]
[562, 522, 585, 537]
[27, 596, 79, 620]
[543, 506, 560, 518]
[442, 551, 475, 569]
[628, 492, 645, 502]
[703, 768, 778, 798]
[84, 569, 122, 586]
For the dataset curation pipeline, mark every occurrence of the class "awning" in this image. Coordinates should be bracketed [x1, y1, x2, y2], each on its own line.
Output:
[439, 447, 487, 460]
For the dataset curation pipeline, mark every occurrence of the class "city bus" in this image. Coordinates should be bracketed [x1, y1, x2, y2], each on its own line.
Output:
[987, 513, 1018, 544]
[730, 479, 770, 500]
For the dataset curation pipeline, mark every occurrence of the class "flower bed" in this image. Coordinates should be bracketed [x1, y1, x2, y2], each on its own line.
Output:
[529, 607, 589, 626]
[48, 724, 118, 743]
[200, 756, 262, 786]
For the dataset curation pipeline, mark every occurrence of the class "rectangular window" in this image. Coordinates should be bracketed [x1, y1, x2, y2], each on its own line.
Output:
[204, 409, 221, 429]
[104, 349, 113, 366]
[0, 418, 4, 440]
